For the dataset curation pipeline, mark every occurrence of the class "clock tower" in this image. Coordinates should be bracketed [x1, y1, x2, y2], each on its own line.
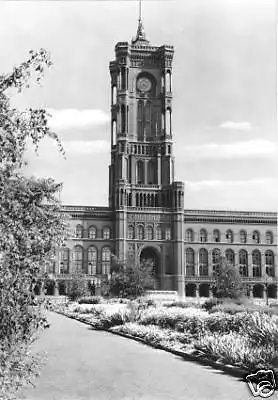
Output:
[108, 14, 185, 298]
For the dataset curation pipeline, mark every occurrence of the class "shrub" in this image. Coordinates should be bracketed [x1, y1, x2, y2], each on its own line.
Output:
[202, 298, 219, 311]
[78, 296, 103, 305]
[209, 303, 247, 315]
[243, 312, 278, 347]
[111, 323, 194, 347]
[195, 332, 278, 370]
[138, 307, 208, 336]
[164, 301, 200, 309]
[204, 312, 250, 334]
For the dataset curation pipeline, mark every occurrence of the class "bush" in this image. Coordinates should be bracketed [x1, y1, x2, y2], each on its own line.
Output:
[164, 301, 200, 309]
[243, 312, 278, 347]
[209, 303, 247, 315]
[111, 323, 194, 348]
[195, 332, 278, 370]
[78, 296, 103, 305]
[202, 298, 219, 311]
[205, 312, 250, 334]
[138, 307, 208, 336]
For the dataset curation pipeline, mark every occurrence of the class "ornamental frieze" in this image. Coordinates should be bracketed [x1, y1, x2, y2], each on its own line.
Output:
[127, 213, 171, 222]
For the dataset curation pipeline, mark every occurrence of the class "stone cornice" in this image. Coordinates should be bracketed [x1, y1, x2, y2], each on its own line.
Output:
[184, 209, 277, 225]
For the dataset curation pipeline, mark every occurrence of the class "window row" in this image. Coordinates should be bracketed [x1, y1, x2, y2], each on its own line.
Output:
[74, 225, 111, 240]
[185, 228, 274, 245]
[127, 225, 171, 240]
[59, 246, 111, 275]
[185, 248, 275, 277]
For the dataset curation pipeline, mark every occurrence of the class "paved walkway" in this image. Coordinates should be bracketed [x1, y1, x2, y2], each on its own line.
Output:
[19, 312, 254, 400]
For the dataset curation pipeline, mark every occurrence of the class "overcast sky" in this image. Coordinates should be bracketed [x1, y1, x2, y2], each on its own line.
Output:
[1, 0, 277, 211]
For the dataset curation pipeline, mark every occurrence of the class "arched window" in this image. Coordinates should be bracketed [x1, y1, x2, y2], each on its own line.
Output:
[59, 248, 69, 274]
[226, 229, 234, 244]
[75, 225, 83, 239]
[266, 231, 273, 245]
[252, 250, 261, 277]
[121, 104, 126, 133]
[165, 71, 171, 92]
[102, 247, 111, 275]
[165, 227, 171, 240]
[213, 229, 220, 243]
[137, 100, 144, 140]
[88, 226, 97, 239]
[239, 249, 248, 277]
[146, 226, 153, 240]
[112, 120, 117, 146]
[103, 227, 111, 240]
[137, 225, 144, 240]
[199, 229, 207, 243]
[128, 225, 135, 240]
[185, 229, 194, 242]
[166, 108, 171, 135]
[185, 248, 195, 276]
[212, 248, 221, 274]
[199, 248, 208, 276]
[148, 160, 157, 184]
[225, 249, 235, 266]
[72, 245, 83, 273]
[239, 230, 247, 244]
[145, 101, 152, 137]
[88, 246, 97, 275]
[252, 230, 260, 244]
[265, 250, 275, 277]
[112, 85, 117, 105]
[156, 226, 162, 240]
[137, 160, 144, 184]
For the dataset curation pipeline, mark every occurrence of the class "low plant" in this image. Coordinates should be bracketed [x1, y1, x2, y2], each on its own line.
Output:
[78, 296, 103, 305]
[138, 307, 208, 336]
[243, 312, 278, 347]
[164, 301, 200, 309]
[111, 323, 194, 348]
[195, 332, 278, 370]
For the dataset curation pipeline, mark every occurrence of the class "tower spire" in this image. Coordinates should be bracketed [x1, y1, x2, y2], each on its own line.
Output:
[132, 0, 149, 45]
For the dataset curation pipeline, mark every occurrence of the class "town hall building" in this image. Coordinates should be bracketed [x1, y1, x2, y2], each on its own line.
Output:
[43, 17, 277, 301]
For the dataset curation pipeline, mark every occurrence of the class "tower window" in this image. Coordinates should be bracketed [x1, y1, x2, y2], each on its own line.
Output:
[137, 100, 144, 140]
[266, 231, 273, 245]
[137, 160, 144, 184]
[103, 227, 111, 240]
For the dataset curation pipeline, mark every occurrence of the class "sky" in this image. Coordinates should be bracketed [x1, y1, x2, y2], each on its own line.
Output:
[0, 0, 277, 211]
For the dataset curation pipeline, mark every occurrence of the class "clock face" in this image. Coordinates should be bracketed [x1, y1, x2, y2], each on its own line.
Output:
[137, 77, 152, 92]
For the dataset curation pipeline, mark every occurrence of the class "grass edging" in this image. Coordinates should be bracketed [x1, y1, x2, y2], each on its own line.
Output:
[54, 310, 248, 380]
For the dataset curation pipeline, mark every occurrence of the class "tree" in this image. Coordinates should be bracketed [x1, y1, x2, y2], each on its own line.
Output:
[67, 274, 91, 301]
[212, 256, 243, 300]
[104, 256, 156, 298]
[0, 49, 66, 399]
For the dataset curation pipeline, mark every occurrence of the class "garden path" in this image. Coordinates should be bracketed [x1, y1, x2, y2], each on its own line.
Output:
[19, 311, 254, 400]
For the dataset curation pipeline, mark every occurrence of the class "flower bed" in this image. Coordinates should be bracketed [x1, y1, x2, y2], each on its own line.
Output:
[52, 299, 278, 374]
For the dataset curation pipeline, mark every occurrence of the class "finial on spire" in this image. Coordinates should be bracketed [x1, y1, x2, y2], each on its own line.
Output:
[139, 0, 142, 22]
[132, 0, 149, 45]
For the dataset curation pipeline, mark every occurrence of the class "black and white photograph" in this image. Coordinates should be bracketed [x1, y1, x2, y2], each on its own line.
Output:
[0, 0, 277, 399]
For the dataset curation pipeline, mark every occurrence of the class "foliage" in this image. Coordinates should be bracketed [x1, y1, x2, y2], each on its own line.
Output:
[242, 312, 278, 347]
[78, 296, 103, 305]
[164, 301, 200, 309]
[104, 256, 156, 298]
[111, 323, 194, 349]
[195, 332, 278, 370]
[67, 275, 91, 302]
[211, 256, 244, 299]
[0, 49, 66, 399]
[201, 298, 218, 311]
[138, 307, 208, 336]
